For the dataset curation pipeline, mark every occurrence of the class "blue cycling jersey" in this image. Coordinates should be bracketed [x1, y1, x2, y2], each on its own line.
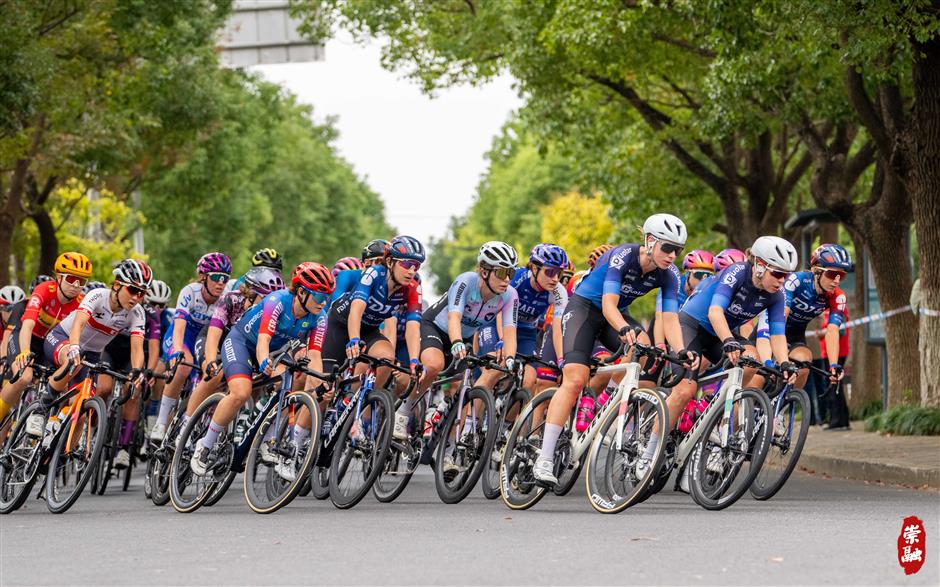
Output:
[655, 272, 690, 312]
[574, 244, 681, 312]
[236, 289, 320, 350]
[783, 271, 846, 327]
[329, 265, 422, 327]
[680, 262, 786, 335]
[511, 268, 568, 332]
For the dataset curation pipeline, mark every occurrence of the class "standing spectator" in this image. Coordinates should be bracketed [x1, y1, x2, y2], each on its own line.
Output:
[817, 307, 851, 430]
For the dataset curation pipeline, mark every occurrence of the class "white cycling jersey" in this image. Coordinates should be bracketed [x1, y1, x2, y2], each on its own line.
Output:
[173, 282, 219, 334]
[56, 288, 145, 353]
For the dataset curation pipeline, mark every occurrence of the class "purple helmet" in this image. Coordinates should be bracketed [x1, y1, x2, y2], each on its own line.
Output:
[529, 243, 569, 269]
[197, 252, 232, 276]
[713, 248, 746, 272]
[243, 267, 284, 296]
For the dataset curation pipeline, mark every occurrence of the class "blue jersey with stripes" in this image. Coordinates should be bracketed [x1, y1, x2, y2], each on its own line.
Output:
[511, 268, 568, 332]
[426, 272, 519, 339]
[236, 289, 320, 350]
[329, 265, 422, 327]
[783, 271, 846, 327]
[655, 272, 690, 312]
[574, 244, 681, 312]
[680, 262, 786, 335]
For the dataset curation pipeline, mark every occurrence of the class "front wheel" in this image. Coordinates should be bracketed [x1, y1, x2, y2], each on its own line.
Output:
[688, 387, 771, 511]
[244, 391, 321, 514]
[482, 388, 530, 500]
[373, 396, 426, 503]
[45, 396, 108, 513]
[170, 393, 231, 513]
[498, 389, 554, 510]
[0, 403, 44, 514]
[750, 388, 811, 500]
[585, 388, 669, 514]
[328, 388, 394, 509]
[434, 386, 497, 504]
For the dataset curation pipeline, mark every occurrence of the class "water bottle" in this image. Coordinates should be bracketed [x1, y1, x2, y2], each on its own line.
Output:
[234, 398, 254, 443]
[42, 417, 61, 449]
[575, 393, 596, 433]
[321, 407, 337, 439]
[424, 402, 443, 438]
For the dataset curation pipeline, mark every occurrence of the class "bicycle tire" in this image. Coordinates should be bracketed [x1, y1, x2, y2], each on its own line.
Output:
[244, 391, 321, 513]
[310, 465, 330, 500]
[373, 396, 426, 503]
[750, 387, 811, 501]
[688, 387, 771, 511]
[203, 471, 236, 507]
[585, 388, 669, 514]
[46, 396, 108, 513]
[482, 388, 530, 500]
[328, 388, 394, 509]
[93, 412, 119, 496]
[434, 386, 497, 504]
[170, 393, 229, 513]
[499, 389, 553, 510]
[0, 403, 44, 514]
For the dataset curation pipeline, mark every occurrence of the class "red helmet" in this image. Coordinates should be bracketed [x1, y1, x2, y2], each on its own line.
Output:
[292, 262, 335, 294]
[682, 249, 715, 272]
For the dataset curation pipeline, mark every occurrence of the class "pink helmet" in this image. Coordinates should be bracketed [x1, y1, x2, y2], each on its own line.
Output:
[197, 252, 232, 275]
[713, 248, 746, 272]
[682, 249, 715, 272]
[332, 256, 364, 277]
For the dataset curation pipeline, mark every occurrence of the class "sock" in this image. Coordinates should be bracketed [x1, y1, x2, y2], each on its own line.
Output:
[156, 396, 178, 427]
[0, 398, 11, 422]
[642, 433, 660, 460]
[538, 423, 563, 462]
[119, 419, 135, 445]
[292, 425, 310, 446]
[199, 420, 225, 449]
[398, 395, 418, 416]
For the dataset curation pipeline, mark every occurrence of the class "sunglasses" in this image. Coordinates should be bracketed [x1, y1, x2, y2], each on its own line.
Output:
[489, 267, 515, 280]
[207, 272, 230, 284]
[659, 242, 684, 255]
[124, 284, 147, 298]
[767, 268, 790, 280]
[59, 274, 87, 287]
[823, 269, 846, 280]
[303, 290, 330, 305]
[689, 270, 713, 280]
[539, 267, 562, 279]
[397, 260, 421, 271]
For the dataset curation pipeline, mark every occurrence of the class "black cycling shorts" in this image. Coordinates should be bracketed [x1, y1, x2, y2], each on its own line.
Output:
[102, 335, 132, 372]
[319, 308, 389, 372]
[679, 312, 750, 367]
[5, 331, 46, 371]
[560, 294, 644, 367]
[419, 317, 473, 368]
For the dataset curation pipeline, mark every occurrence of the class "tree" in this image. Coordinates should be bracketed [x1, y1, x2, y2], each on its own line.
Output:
[540, 191, 613, 270]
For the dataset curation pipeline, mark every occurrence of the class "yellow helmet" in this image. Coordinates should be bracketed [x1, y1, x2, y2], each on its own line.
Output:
[54, 252, 93, 279]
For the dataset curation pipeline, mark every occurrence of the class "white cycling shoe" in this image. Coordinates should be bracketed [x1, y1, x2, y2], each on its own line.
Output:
[532, 457, 558, 486]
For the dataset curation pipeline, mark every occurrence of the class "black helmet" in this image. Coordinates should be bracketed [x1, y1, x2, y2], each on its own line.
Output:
[29, 274, 54, 292]
[361, 239, 389, 262]
[251, 248, 283, 271]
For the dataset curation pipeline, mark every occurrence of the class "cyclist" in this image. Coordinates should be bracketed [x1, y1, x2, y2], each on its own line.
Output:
[2, 277, 51, 379]
[533, 214, 696, 486]
[141, 280, 172, 437]
[181, 266, 284, 428]
[189, 262, 334, 478]
[477, 243, 569, 392]
[32, 260, 152, 436]
[649, 236, 800, 482]
[332, 256, 364, 277]
[651, 249, 714, 345]
[224, 247, 283, 294]
[0, 286, 26, 368]
[0, 256, 90, 424]
[361, 239, 389, 268]
[753, 243, 852, 388]
[405, 241, 520, 472]
[150, 252, 232, 442]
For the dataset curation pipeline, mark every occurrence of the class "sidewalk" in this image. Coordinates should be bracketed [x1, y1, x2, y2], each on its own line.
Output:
[798, 421, 940, 488]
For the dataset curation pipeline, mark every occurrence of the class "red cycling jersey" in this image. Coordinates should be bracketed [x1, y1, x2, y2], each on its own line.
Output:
[21, 282, 84, 339]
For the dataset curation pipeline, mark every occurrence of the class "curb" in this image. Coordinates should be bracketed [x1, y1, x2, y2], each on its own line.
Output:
[797, 452, 940, 488]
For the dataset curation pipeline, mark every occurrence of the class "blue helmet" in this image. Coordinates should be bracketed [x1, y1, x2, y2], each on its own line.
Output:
[529, 243, 569, 269]
[811, 243, 853, 271]
[386, 235, 426, 262]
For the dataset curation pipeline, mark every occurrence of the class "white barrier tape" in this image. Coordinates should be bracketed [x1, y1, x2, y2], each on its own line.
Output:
[807, 306, 940, 337]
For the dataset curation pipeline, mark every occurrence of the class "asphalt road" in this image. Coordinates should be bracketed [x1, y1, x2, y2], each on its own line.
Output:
[1, 468, 937, 586]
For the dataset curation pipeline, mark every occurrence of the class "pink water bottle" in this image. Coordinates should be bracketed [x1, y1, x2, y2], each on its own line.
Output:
[596, 390, 611, 409]
[575, 395, 596, 432]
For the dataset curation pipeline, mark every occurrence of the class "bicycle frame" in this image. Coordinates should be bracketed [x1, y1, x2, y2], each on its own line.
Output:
[230, 368, 296, 474]
[673, 366, 746, 467]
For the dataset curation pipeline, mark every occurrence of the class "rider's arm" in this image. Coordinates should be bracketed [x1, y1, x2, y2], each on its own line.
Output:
[347, 300, 366, 342]
[405, 319, 420, 363]
[147, 338, 160, 371]
[68, 311, 91, 347]
[445, 277, 467, 345]
[766, 295, 789, 364]
[130, 334, 145, 370]
[171, 318, 187, 355]
[256, 332, 272, 367]
[384, 316, 398, 355]
[204, 326, 223, 365]
[500, 288, 519, 360]
[601, 293, 630, 334]
[16, 319, 36, 358]
[653, 290, 665, 345]
[662, 312, 685, 351]
[824, 323, 841, 365]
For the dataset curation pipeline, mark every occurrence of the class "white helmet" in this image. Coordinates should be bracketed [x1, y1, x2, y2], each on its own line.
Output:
[146, 279, 172, 305]
[643, 213, 687, 246]
[0, 285, 26, 305]
[751, 236, 799, 272]
[478, 241, 518, 269]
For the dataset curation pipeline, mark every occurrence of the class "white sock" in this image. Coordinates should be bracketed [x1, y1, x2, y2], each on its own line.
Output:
[156, 397, 177, 427]
[538, 423, 563, 462]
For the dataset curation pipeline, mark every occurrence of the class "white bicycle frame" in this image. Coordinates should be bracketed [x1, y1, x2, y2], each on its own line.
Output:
[673, 366, 746, 468]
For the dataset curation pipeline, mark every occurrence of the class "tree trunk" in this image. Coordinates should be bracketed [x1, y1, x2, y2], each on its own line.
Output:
[904, 34, 940, 408]
[30, 209, 59, 277]
[0, 212, 17, 285]
[847, 234, 883, 413]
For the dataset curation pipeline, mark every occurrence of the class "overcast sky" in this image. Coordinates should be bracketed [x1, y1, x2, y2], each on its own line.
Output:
[254, 33, 522, 252]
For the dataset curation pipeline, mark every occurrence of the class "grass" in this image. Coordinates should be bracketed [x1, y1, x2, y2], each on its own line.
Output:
[851, 400, 883, 422]
[864, 405, 940, 436]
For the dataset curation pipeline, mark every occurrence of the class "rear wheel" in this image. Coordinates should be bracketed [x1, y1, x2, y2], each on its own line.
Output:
[688, 387, 771, 511]
[328, 388, 394, 509]
[46, 396, 108, 513]
[434, 386, 497, 504]
[750, 388, 810, 500]
[482, 388, 529, 500]
[92, 413, 118, 496]
[586, 388, 669, 514]
[170, 393, 231, 513]
[499, 389, 553, 510]
[373, 397, 426, 503]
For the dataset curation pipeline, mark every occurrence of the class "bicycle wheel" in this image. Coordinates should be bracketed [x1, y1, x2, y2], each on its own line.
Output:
[635, 433, 678, 504]
[373, 397, 426, 503]
[311, 465, 330, 500]
[244, 392, 320, 514]
[482, 388, 530, 500]
[499, 389, 553, 510]
[170, 393, 231, 513]
[688, 387, 771, 511]
[92, 413, 119, 496]
[0, 403, 44, 514]
[46, 396, 108, 513]
[203, 470, 236, 507]
[434, 386, 497, 504]
[750, 387, 811, 501]
[328, 388, 394, 509]
[586, 388, 669, 514]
